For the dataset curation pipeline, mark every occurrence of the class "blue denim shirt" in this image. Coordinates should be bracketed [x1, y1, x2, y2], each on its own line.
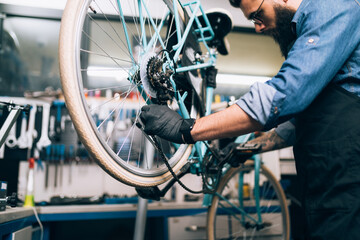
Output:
[237, 0, 360, 134]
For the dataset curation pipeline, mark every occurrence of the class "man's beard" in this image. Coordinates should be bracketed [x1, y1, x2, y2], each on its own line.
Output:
[264, 5, 296, 58]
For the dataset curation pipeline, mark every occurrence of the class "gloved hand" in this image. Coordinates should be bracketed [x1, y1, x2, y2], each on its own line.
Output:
[139, 104, 195, 144]
[221, 142, 262, 167]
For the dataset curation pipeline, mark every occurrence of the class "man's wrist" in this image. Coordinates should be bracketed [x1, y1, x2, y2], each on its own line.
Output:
[180, 119, 196, 144]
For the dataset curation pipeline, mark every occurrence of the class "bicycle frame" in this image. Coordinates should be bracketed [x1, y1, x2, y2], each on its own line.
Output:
[116, 0, 216, 71]
[116, 0, 266, 227]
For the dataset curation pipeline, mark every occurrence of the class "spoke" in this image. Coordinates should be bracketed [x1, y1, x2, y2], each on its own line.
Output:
[128, 0, 142, 48]
[123, 93, 151, 166]
[95, 96, 124, 130]
[80, 49, 134, 65]
[80, 31, 134, 73]
[113, 0, 143, 60]
[115, 84, 144, 155]
[134, 87, 148, 168]
[109, 0, 141, 46]
[82, 67, 132, 72]
[87, 8, 133, 61]
[103, 85, 145, 145]
[82, 84, 133, 94]
[117, 119, 138, 158]
[89, 87, 137, 113]
[153, 6, 169, 52]
[105, 109, 121, 144]
[126, 122, 136, 163]
[151, 0, 160, 52]
[124, 90, 142, 165]
[141, 137, 147, 168]
[145, 0, 153, 48]
[164, 16, 176, 51]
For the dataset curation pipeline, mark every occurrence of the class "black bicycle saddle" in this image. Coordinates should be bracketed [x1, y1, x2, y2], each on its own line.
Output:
[195, 9, 233, 55]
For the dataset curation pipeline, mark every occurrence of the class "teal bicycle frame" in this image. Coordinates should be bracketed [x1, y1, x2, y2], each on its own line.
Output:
[116, 0, 264, 226]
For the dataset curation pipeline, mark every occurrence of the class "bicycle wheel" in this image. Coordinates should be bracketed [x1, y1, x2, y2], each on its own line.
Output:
[207, 161, 290, 240]
[59, 0, 204, 187]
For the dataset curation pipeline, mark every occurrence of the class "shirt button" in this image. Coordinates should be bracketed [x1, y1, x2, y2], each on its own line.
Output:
[274, 107, 278, 114]
[308, 38, 315, 43]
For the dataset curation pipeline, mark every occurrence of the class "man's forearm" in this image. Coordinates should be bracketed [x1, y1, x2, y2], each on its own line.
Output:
[247, 129, 290, 152]
[190, 104, 263, 142]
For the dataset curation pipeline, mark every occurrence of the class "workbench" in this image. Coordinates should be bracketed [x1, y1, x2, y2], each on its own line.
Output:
[0, 202, 207, 240]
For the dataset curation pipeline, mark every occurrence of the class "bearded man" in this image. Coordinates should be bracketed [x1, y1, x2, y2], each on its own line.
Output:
[140, 0, 360, 238]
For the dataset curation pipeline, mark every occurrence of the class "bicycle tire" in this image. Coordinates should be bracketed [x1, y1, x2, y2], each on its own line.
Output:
[59, 0, 204, 187]
[207, 161, 290, 240]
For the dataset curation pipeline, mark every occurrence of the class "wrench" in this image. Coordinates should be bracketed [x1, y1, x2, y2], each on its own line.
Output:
[36, 103, 51, 150]
[49, 115, 56, 139]
[17, 112, 28, 149]
[5, 121, 17, 148]
[26, 104, 37, 149]
[0, 143, 4, 159]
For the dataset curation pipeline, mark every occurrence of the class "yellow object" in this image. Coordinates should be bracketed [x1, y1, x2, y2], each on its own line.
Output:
[243, 183, 250, 199]
[24, 158, 35, 207]
[24, 195, 35, 207]
[214, 94, 221, 103]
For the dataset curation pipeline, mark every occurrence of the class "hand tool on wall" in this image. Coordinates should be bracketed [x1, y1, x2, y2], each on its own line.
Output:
[25, 105, 37, 150]
[0, 142, 4, 159]
[36, 103, 51, 150]
[34, 148, 43, 171]
[53, 144, 58, 188]
[17, 112, 28, 149]
[52, 100, 65, 142]
[68, 145, 75, 184]
[61, 115, 71, 132]
[49, 115, 55, 140]
[0, 101, 24, 147]
[59, 144, 65, 187]
[44, 145, 51, 189]
[5, 121, 17, 148]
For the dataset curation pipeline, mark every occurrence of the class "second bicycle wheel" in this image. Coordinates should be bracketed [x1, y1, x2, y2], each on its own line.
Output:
[59, 0, 204, 187]
[207, 161, 290, 240]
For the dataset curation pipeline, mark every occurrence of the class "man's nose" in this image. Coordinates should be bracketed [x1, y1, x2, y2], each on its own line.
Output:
[254, 23, 266, 33]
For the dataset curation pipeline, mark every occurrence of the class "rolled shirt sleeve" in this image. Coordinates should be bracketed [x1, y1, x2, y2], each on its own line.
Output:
[236, 82, 279, 127]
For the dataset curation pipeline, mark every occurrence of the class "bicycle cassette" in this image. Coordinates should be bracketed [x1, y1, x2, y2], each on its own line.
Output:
[140, 52, 174, 104]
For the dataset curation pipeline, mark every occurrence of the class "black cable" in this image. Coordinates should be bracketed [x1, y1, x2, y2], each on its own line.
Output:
[150, 135, 204, 194]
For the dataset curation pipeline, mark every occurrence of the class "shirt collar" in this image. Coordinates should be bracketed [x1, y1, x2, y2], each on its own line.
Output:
[291, 0, 311, 34]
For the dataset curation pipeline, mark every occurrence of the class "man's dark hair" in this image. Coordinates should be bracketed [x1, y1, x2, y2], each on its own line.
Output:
[229, 0, 241, 8]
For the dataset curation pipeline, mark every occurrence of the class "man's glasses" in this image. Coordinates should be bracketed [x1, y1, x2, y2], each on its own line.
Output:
[229, 0, 240, 8]
[229, 0, 264, 24]
[249, 0, 265, 24]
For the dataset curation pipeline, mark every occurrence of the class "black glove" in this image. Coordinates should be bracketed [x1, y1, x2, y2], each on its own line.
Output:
[139, 105, 195, 144]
